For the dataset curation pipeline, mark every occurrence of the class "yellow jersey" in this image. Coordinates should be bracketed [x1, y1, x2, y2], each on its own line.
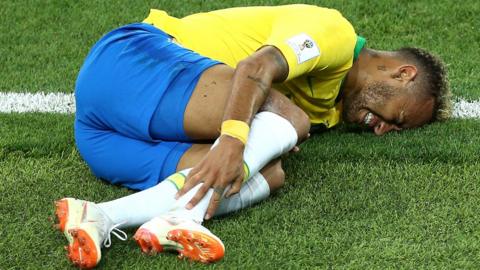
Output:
[144, 4, 364, 128]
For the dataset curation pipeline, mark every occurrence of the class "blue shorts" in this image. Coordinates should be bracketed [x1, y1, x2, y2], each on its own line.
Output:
[75, 23, 221, 190]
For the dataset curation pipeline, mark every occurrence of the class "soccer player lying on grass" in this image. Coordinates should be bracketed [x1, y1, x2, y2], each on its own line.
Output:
[54, 4, 450, 268]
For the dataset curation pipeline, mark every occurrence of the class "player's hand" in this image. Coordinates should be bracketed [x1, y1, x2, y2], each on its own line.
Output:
[176, 135, 245, 220]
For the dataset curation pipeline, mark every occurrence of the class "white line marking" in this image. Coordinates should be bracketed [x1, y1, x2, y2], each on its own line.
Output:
[452, 99, 480, 119]
[0, 92, 75, 114]
[0, 92, 479, 119]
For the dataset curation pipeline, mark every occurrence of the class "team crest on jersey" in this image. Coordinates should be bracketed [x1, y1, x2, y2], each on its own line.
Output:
[286, 33, 320, 64]
[301, 40, 314, 49]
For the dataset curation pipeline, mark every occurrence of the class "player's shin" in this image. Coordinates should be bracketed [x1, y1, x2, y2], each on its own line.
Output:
[243, 111, 297, 176]
[214, 173, 270, 216]
[213, 111, 297, 180]
[97, 168, 193, 227]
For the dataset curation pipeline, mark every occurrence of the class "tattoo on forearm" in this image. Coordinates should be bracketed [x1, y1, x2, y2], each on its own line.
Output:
[268, 49, 288, 81]
[247, 75, 269, 96]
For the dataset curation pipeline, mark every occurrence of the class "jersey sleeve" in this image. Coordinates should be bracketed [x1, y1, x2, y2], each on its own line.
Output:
[264, 7, 357, 81]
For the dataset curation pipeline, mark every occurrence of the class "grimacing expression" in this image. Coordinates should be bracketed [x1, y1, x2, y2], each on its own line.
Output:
[342, 81, 434, 135]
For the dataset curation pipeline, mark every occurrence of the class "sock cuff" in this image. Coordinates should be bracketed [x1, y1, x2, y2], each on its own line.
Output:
[164, 168, 192, 190]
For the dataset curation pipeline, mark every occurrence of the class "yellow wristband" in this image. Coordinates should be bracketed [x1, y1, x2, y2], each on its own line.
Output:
[221, 120, 250, 145]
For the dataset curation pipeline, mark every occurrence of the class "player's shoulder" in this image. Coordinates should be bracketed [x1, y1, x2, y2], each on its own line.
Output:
[278, 4, 353, 31]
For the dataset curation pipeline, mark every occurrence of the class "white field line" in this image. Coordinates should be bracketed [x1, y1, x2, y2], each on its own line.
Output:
[452, 98, 480, 119]
[0, 92, 75, 114]
[0, 92, 479, 119]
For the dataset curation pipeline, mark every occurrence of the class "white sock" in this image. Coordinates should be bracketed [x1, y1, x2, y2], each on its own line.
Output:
[97, 168, 192, 227]
[167, 183, 213, 223]
[97, 112, 297, 226]
[215, 111, 298, 178]
[246, 111, 297, 175]
[173, 112, 296, 221]
[214, 173, 270, 217]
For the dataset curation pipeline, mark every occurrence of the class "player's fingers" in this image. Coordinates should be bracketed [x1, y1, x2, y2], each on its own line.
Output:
[185, 164, 203, 184]
[176, 171, 203, 199]
[225, 176, 243, 197]
[185, 180, 212, 209]
[204, 186, 224, 220]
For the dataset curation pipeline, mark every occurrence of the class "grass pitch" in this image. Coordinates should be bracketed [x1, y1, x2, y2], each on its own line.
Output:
[1, 0, 479, 269]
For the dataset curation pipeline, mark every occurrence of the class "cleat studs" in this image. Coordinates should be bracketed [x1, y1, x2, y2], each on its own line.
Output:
[138, 238, 151, 254]
[167, 233, 177, 241]
[78, 237, 86, 245]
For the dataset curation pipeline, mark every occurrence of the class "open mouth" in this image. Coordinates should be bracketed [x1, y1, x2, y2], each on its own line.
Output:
[364, 112, 373, 126]
[362, 111, 380, 129]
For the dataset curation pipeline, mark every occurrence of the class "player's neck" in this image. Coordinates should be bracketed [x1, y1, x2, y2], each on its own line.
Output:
[341, 48, 370, 99]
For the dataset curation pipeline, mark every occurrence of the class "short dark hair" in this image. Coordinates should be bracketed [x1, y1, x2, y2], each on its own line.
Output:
[397, 47, 451, 122]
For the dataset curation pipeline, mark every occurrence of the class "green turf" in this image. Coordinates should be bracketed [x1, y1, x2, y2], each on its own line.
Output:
[1, 0, 480, 269]
[1, 115, 480, 269]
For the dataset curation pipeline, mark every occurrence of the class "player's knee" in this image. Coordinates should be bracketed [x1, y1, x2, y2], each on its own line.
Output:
[262, 90, 311, 142]
[292, 107, 310, 142]
[279, 102, 310, 142]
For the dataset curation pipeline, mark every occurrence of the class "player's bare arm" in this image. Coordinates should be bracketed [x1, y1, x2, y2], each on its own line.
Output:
[177, 46, 289, 218]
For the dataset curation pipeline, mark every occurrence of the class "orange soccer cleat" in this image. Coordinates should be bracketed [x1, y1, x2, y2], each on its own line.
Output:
[134, 215, 225, 263]
[54, 198, 126, 269]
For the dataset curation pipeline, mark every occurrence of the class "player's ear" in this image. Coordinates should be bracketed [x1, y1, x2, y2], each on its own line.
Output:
[392, 65, 417, 82]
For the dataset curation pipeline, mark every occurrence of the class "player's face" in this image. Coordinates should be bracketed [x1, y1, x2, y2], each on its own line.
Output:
[342, 81, 434, 135]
